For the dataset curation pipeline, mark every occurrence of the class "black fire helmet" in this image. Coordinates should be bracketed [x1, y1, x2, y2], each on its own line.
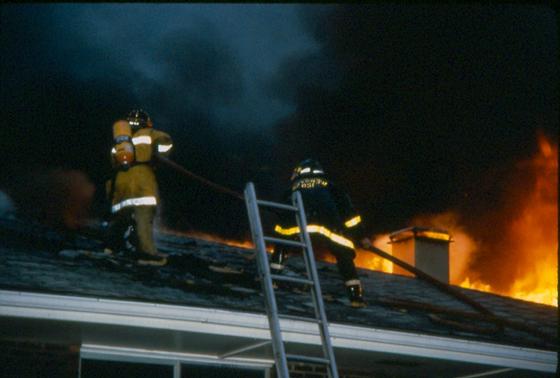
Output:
[291, 159, 326, 182]
[127, 109, 153, 131]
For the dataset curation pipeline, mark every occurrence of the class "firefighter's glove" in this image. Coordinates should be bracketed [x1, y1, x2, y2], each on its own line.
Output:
[360, 238, 372, 249]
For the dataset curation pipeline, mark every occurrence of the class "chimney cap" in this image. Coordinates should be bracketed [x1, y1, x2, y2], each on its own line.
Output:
[389, 227, 452, 243]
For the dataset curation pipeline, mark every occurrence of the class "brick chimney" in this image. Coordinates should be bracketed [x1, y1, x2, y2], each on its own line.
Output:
[389, 227, 451, 283]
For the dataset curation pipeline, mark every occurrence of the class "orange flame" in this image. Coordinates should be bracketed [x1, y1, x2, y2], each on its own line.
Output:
[162, 133, 557, 308]
[161, 228, 256, 250]
[320, 234, 393, 273]
[354, 234, 393, 273]
[416, 134, 558, 307]
[168, 227, 394, 272]
[462, 133, 558, 307]
[186, 231, 258, 249]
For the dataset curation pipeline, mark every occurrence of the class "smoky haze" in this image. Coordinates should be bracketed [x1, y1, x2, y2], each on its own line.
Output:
[273, 4, 558, 231]
[0, 4, 319, 236]
[0, 4, 557, 242]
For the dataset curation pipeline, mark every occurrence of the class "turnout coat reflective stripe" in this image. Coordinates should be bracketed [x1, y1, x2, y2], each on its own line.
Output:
[107, 128, 173, 213]
[274, 178, 362, 248]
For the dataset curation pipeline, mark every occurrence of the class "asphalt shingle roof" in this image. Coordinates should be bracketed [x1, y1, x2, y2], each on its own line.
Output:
[0, 216, 557, 351]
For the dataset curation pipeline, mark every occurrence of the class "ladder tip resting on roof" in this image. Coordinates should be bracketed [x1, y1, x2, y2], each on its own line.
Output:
[244, 182, 339, 378]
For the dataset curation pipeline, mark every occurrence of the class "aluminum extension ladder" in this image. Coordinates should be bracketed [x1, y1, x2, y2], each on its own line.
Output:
[244, 182, 339, 378]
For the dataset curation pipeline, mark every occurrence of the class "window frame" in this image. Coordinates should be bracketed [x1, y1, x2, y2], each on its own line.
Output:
[79, 344, 272, 378]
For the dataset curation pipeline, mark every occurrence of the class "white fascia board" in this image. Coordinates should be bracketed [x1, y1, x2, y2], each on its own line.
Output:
[0, 290, 556, 372]
[0, 290, 271, 339]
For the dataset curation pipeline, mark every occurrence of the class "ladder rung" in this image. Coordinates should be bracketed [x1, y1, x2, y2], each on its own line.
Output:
[279, 314, 322, 324]
[257, 200, 298, 212]
[286, 354, 330, 365]
[271, 274, 314, 286]
[263, 236, 306, 248]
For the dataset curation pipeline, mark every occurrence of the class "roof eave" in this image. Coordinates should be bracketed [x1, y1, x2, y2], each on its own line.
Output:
[0, 290, 556, 373]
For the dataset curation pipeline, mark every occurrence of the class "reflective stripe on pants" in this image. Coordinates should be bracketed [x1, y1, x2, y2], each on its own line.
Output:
[112, 196, 157, 213]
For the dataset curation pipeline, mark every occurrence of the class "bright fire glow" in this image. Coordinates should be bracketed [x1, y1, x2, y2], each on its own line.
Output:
[161, 228, 256, 250]
[433, 134, 557, 307]
[355, 234, 393, 273]
[162, 134, 557, 307]
[459, 277, 492, 293]
[460, 134, 558, 306]
[320, 234, 394, 273]
[347, 133, 557, 307]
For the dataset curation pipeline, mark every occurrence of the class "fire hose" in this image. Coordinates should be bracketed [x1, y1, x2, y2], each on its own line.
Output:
[359, 241, 494, 316]
[359, 243, 556, 341]
[156, 156, 244, 201]
[157, 156, 553, 342]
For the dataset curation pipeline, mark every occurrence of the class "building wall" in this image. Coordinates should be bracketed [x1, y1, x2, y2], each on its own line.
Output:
[272, 362, 377, 378]
[0, 340, 79, 378]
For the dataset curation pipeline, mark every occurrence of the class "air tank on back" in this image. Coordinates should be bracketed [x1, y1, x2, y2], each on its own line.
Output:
[112, 120, 135, 169]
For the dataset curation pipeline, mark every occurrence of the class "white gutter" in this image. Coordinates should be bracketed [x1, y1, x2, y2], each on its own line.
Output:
[80, 344, 274, 369]
[0, 290, 556, 373]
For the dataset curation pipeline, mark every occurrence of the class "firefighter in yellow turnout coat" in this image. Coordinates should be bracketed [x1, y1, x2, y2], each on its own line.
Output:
[106, 109, 173, 265]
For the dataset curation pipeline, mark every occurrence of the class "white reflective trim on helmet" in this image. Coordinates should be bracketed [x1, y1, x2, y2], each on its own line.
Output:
[111, 196, 157, 213]
[132, 135, 152, 145]
[274, 224, 355, 249]
[158, 144, 173, 153]
[111, 147, 117, 154]
[300, 167, 311, 174]
[312, 169, 324, 174]
[345, 279, 361, 287]
[344, 215, 362, 228]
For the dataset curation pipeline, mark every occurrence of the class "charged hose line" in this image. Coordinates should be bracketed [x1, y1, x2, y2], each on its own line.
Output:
[362, 244, 494, 317]
[157, 156, 244, 201]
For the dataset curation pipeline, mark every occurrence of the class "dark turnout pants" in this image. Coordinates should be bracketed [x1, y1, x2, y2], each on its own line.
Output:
[271, 234, 359, 283]
[106, 205, 157, 255]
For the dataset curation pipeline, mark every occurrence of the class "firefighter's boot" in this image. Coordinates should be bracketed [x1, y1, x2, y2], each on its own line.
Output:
[346, 281, 366, 308]
[137, 251, 167, 266]
[270, 248, 286, 289]
[270, 248, 286, 273]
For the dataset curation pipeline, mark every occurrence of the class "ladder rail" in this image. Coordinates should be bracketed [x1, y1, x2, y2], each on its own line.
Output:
[244, 182, 339, 378]
[244, 183, 290, 378]
[293, 190, 339, 378]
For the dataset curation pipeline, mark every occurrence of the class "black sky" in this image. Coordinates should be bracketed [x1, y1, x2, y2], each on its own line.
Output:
[0, 4, 557, 239]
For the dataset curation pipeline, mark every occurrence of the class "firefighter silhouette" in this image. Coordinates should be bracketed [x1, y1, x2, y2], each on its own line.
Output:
[273, 159, 366, 307]
[105, 109, 173, 266]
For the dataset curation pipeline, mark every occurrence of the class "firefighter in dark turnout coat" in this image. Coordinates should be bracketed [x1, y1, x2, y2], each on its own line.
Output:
[272, 159, 366, 307]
